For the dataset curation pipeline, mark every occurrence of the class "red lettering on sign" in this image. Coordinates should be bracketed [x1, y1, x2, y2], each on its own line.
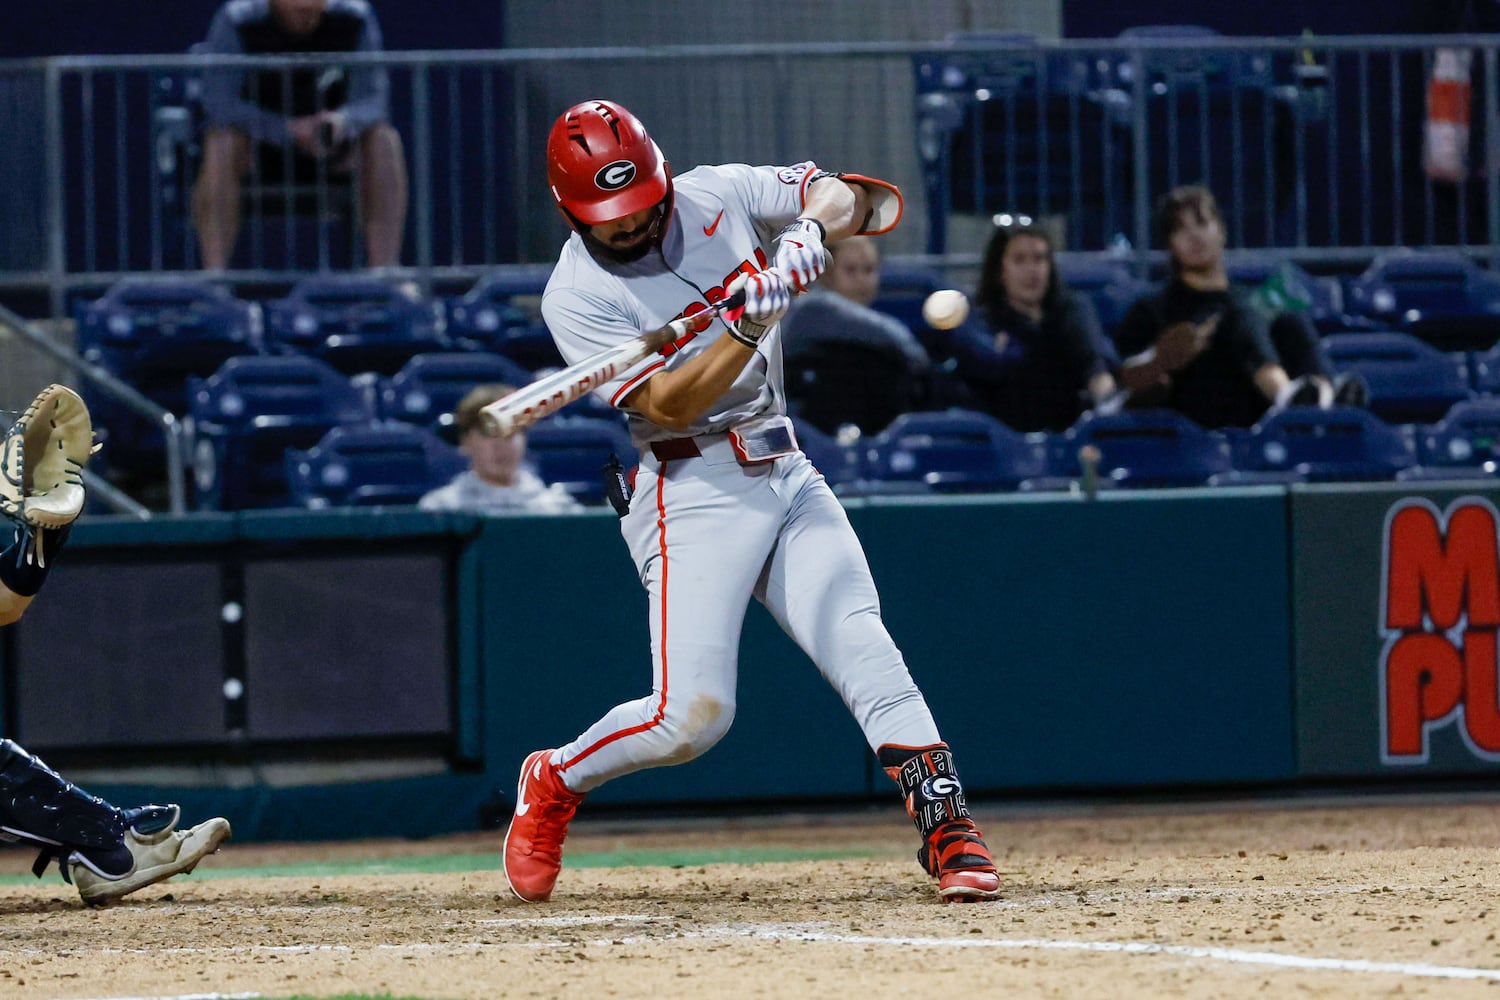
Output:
[1384, 632, 1464, 757]
[1380, 498, 1500, 764]
[1386, 503, 1500, 631]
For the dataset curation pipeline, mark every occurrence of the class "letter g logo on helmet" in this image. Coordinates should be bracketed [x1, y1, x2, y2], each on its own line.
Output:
[595, 160, 637, 191]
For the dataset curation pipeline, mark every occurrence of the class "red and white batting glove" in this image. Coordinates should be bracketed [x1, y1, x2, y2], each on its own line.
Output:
[773, 218, 827, 292]
[723, 270, 791, 348]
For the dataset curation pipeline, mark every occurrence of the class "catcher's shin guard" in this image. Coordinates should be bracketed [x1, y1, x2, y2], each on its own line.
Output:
[878, 743, 1001, 902]
[0, 739, 135, 880]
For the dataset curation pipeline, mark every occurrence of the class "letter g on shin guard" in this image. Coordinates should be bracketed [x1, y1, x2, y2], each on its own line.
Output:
[877, 743, 973, 840]
[0, 739, 131, 878]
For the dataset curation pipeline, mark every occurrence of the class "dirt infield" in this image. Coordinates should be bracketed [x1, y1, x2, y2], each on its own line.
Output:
[3, 794, 1500, 999]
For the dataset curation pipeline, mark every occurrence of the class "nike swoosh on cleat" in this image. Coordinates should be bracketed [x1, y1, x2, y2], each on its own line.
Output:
[514, 757, 545, 817]
[703, 210, 725, 237]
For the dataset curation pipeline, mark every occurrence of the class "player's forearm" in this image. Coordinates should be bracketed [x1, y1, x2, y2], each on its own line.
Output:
[799, 178, 868, 243]
[626, 338, 758, 431]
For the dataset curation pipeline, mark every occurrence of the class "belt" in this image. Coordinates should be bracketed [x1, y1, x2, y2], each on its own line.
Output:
[650, 437, 701, 460]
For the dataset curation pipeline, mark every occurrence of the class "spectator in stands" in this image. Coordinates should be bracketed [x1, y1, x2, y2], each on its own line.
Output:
[1113, 185, 1360, 428]
[940, 221, 1119, 432]
[419, 384, 582, 515]
[191, 0, 409, 270]
[781, 236, 944, 435]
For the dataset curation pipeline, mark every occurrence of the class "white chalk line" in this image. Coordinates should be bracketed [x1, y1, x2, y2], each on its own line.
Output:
[37, 914, 1500, 993]
[65, 994, 262, 1000]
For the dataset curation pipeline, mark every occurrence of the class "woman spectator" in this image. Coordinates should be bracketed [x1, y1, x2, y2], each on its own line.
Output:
[943, 222, 1119, 432]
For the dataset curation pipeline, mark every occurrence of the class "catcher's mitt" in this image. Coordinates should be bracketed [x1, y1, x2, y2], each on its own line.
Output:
[0, 384, 100, 533]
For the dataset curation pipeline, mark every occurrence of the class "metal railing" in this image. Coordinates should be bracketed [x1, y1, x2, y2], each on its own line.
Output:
[0, 35, 1495, 303]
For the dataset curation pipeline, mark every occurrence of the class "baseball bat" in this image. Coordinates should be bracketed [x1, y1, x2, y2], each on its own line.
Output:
[477, 288, 748, 438]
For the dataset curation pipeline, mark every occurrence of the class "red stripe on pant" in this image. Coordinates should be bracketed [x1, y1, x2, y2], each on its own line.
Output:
[559, 461, 674, 772]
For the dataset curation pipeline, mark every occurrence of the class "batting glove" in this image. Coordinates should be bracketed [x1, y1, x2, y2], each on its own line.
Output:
[723, 270, 791, 347]
[773, 218, 827, 292]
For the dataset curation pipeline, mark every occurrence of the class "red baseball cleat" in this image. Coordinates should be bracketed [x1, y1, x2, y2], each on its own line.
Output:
[919, 818, 1002, 902]
[503, 749, 585, 903]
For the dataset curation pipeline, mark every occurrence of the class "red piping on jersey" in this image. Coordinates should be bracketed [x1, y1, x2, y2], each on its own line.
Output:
[560, 463, 672, 772]
[611, 359, 667, 407]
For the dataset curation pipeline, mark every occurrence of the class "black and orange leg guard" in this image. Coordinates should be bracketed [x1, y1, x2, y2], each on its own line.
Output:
[878, 743, 1001, 901]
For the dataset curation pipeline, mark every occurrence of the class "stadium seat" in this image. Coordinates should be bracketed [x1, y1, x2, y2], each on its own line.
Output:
[446, 267, 565, 369]
[376, 352, 536, 433]
[1229, 405, 1418, 482]
[523, 416, 636, 506]
[285, 421, 468, 509]
[76, 277, 264, 480]
[1407, 398, 1500, 480]
[76, 277, 263, 410]
[189, 355, 374, 510]
[1321, 331, 1473, 424]
[1345, 250, 1500, 351]
[1049, 408, 1234, 488]
[854, 409, 1051, 493]
[263, 274, 450, 376]
[790, 417, 860, 488]
[912, 32, 1114, 252]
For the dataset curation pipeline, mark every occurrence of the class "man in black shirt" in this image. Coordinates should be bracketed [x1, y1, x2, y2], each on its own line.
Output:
[191, 0, 408, 269]
[1114, 186, 1327, 429]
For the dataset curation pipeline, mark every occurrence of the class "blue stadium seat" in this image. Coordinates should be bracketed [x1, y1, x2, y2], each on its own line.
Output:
[523, 416, 636, 506]
[76, 277, 263, 475]
[189, 355, 373, 510]
[1465, 341, 1500, 396]
[1408, 399, 1500, 480]
[1321, 331, 1473, 424]
[1049, 409, 1234, 488]
[285, 421, 468, 509]
[913, 32, 1115, 252]
[855, 409, 1051, 493]
[1230, 405, 1418, 482]
[446, 266, 565, 369]
[263, 274, 450, 376]
[1345, 250, 1500, 351]
[790, 417, 860, 488]
[376, 352, 536, 432]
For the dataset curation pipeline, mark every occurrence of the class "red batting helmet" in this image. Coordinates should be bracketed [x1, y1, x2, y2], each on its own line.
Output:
[546, 100, 672, 229]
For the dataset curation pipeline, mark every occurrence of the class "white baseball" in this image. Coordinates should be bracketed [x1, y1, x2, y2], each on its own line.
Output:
[922, 288, 970, 330]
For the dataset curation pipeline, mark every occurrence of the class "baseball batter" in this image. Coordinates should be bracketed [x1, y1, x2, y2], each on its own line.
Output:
[503, 100, 1000, 904]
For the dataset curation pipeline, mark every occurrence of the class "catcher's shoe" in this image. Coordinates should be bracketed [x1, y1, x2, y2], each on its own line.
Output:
[919, 818, 1002, 903]
[504, 749, 584, 903]
[72, 816, 231, 906]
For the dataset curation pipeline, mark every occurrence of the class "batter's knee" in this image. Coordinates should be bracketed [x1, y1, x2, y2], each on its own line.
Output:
[656, 693, 735, 763]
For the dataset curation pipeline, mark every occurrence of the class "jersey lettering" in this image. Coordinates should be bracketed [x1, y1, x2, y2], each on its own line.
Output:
[661, 250, 772, 348]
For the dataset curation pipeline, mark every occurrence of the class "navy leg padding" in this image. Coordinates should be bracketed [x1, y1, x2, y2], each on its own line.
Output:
[0, 739, 131, 879]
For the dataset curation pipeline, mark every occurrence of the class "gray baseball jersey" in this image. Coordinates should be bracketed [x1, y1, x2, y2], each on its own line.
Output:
[541, 161, 821, 447]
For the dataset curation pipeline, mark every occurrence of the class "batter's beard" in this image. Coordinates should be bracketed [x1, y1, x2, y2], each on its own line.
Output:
[583, 205, 666, 264]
